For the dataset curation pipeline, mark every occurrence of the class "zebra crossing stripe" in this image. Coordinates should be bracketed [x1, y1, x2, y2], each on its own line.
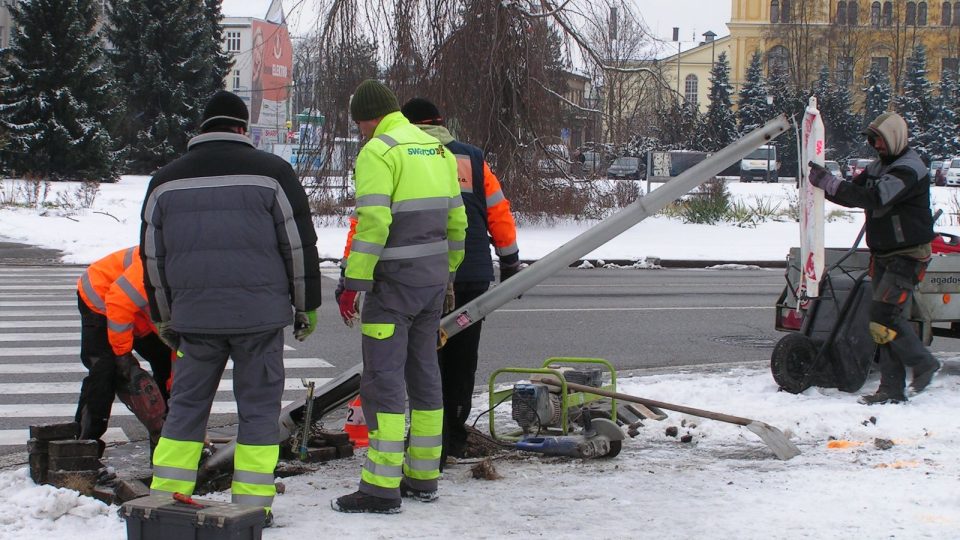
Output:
[0, 301, 75, 307]
[0, 333, 80, 342]
[0, 309, 75, 318]
[0, 320, 80, 328]
[0, 400, 295, 418]
[0, 357, 333, 373]
[0, 427, 128, 447]
[0, 285, 77, 290]
[0, 377, 333, 394]
[0, 346, 78, 357]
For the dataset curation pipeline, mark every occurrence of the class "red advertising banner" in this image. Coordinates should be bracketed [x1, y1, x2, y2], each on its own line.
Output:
[250, 20, 292, 129]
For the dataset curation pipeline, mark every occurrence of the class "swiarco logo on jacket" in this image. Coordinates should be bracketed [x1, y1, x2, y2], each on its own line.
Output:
[407, 145, 446, 158]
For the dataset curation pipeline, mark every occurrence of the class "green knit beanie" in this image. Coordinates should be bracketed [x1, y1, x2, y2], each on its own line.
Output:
[350, 80, 400, 121]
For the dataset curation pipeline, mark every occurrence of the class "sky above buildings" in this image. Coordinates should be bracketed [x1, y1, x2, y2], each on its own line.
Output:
[220, 0, 734, 42]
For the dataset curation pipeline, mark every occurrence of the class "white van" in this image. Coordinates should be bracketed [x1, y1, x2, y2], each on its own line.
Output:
[538, 144, 571, 176]
[740, 145, 778, 183]
[945, 157, 960, 187]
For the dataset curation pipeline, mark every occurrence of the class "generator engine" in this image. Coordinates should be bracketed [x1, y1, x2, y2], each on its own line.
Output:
[511, 383, 561, 433]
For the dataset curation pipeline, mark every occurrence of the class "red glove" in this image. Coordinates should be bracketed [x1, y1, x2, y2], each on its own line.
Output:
[338, 289, 359, 325]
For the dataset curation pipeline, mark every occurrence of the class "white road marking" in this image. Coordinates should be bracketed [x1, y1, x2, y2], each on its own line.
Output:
[0, 309, 74, 318]
[0, 377, 333, 395]
[0, 320, 80, 328]
[0, 346, 78, 357]
[0, 427, 128, 446]
[0, 301, 75, 307]
[0, 285, 76, 290]
[0, 401, 294, 418]
[0, 357, 333, 373]
[0, 333, 80, 342]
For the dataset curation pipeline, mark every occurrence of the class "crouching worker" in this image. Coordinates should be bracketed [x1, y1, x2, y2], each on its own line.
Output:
[76, 246, 172, 457]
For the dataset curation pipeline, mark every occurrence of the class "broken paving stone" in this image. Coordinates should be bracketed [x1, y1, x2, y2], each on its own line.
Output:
[874, 438, 895, 450]
[665, 426, 679, 438]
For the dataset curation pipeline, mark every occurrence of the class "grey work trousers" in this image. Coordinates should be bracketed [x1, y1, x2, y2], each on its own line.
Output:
[161, 329, 285, 445]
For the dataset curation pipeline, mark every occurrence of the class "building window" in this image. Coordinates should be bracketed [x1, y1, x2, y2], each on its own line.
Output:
[944, 2, 952, 25]
[849, 1, 859, 24]
[768, 45, 790, 75]
[883, 1, 893, 25]
[837, 57, 854, 86]
[771, 0, 780, 23]
[232, 70, 241, 90]
[907, 1, 917, 24]
[226, 31, 241, 53]
[943, 58, 960, 79]
[781, 0, 791, 22]
[0, 26, 5, 49]
[919, 1, 928, 24]
[684, 74, 698, 106]
[872, 1, 882, 26]
[837, 1, 847, 24]
[954, 1, 960, 23]
[871, 56, 890, 75]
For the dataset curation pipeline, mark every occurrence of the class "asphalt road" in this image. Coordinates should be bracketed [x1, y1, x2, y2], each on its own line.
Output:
[4, 261, 958, 461]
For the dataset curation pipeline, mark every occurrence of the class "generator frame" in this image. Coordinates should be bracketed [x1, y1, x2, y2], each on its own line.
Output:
[487, 357, 618, 442]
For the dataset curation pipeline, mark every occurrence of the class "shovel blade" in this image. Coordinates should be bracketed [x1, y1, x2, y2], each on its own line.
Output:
[746, 422, 801, 460]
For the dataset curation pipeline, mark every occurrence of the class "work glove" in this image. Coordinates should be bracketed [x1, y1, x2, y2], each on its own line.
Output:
[808, 161, 841, 196]
[338, 289, 360, 327]
[96, 466, 118, 488]
[499, 260, 521, 282]
[155, 321, 179, 352]
[443, 282, 456, 314]
[334, 275, 345, 304]
[115, 353, 138, 383]
[293, 310, 317, 341]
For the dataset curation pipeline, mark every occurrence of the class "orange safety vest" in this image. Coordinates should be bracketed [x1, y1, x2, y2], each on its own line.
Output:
[104, 260, 156, 356]
[77, 246, 139, 315]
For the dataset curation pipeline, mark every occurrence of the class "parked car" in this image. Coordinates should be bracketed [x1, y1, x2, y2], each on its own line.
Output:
[537, 144, 571, 176]
[740, 145, 778, 182]
[945, 157, 960, 187]
[845, 158, 872, 179]
[936, 160, 949, 186]
[824, 160, 841, 177]
[607, 156, 643, 180]
[575, 150, 603, 176]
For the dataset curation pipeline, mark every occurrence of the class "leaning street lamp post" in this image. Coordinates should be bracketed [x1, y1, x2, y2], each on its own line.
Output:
[766, 94, 774, 182]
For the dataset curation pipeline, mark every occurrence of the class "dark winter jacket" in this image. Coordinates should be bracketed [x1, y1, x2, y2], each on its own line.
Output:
[139, 132, 321, 334]
[826, 147, 934, 254]
[417, 125, 519, 283]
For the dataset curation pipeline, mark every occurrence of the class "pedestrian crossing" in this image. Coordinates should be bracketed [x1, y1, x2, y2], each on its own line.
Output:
[0, 265, 340, 452]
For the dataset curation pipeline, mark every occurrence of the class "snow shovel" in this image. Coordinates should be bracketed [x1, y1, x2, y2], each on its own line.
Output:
[539, 378, 801, 460]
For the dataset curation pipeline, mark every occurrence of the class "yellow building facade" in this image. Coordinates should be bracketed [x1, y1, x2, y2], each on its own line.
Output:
[727, 0, 960, 102]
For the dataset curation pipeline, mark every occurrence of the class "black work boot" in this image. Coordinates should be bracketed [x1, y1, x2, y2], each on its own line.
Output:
[400, 480, 438, 503]
[910, 359, 941, 395]
[331, 490, 401, 514]
[857, 390, 907, 405]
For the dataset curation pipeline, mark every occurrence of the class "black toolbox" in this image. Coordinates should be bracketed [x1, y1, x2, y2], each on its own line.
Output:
[121, 494, 264, 540]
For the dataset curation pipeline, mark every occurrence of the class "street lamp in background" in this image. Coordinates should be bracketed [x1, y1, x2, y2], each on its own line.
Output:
[766, 94, 774, 183]
[672, 27, 681, 95]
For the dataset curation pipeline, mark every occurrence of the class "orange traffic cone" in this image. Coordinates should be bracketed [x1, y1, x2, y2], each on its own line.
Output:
[344, 396, 369, 448]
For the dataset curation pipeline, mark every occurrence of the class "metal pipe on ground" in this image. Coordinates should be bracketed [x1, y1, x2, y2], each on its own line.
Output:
[540, 377, 801, 460]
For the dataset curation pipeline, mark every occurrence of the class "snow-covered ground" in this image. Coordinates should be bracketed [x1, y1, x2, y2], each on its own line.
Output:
[1, 175, 959, 539]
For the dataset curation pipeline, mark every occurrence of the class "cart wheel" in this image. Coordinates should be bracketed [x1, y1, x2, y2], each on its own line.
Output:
[771, 333, 817, 394]
[603, 440, 622, 458]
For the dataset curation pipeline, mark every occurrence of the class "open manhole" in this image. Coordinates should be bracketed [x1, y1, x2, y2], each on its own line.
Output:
[711, 335, 776, 349]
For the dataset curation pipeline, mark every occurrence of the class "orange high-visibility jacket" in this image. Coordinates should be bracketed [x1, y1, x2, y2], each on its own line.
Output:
[77, 246, 139, 315]
[104, 259, 156, 356]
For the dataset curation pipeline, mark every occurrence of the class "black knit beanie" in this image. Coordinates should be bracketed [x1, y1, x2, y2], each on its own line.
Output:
[200, 90, 249, 131]
[350, 80, 400, 122]
[401, 97, 444, 125]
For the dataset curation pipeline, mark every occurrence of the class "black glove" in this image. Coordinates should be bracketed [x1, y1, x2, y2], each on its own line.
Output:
[115, 353, 137, 382]
[500, 260, 521, 282]
[808, 161, 841, 195]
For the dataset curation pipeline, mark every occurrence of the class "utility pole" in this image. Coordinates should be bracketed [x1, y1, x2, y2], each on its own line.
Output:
[672, 27, 681, 96]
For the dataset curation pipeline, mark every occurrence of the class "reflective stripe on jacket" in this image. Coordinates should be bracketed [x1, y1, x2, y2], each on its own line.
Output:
[77, 246, 138, 315]
[343, 111, 467, 290]
[104, 260, 155, 356]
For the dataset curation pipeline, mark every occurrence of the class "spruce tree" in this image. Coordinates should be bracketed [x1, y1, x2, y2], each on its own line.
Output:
[107, 0, 231, 173]
[927, 72, 959, 160]
[704, 51, 738, 151]
[767, 68, 805, 178]
[0, 0, 117, 181]
[812, 65, 861, 159]
[737, 51, 772, 135]
[895, 45, 935, 158]
[863, 62, 892, 125]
